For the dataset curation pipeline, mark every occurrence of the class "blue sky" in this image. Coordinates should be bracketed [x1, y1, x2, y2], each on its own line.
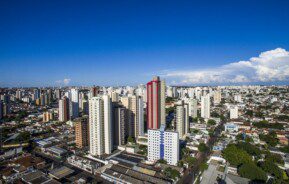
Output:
[0, 0, 289, 87]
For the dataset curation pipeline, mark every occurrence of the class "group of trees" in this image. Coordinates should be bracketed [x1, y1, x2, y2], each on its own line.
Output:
[178, 147, 196, 167]
[222, 142, 288, 182]
[207, 119, 216, 126]
[163, 167, 180, 180]
[198, 143, 209, 153]
[236, 133, 253, 143]
[253, 120, 284, 130]
[259, 131, 279, 147]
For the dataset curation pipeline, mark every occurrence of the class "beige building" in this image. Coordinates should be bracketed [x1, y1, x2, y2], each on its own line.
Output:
[75, 117, 89, 149]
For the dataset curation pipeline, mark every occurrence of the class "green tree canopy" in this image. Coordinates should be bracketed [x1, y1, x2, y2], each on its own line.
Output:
[238, 163, 267, 182]
[222, 144, 252, 167]
[198, 143, 209, 153]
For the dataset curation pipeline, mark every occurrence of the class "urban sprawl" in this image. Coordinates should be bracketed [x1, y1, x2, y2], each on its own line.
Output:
[0, 76, 289, 184]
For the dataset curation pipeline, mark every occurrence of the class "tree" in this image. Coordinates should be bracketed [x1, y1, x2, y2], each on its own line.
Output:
[164, 167, 180, 180]
[266, 153, 284, 165]
[127, 136, 135, 143]
[236, 142, 261, 157]
[236, 133, 244, 141]
[207, 119, 216, 126]
[245, 110, 253, 117]
[190, 128, 199, 134]
[259, 160, 282, 179]
[157, 159, 167, 164]
[199, 163, 209, 172]
[185, 157, 196, 167]
[198, 143, 209, 153]
[222, 145, 252, 167]
[280, 146, 289, 153]
[166, 97, 175, 103]
[238, 163, 267, 182]
[253, 120, 284, 130]
[177, 160, 184, 167]
[259, 132, 279, 147]
[166, 107, 175, 114]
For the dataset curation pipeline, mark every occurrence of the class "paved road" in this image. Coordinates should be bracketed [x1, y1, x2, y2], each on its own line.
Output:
[178, 122, 224, 184]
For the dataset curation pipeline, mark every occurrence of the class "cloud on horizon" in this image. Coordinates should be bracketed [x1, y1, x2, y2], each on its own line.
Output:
[56, 78, 71, 86]
[161, 48, 289, 85]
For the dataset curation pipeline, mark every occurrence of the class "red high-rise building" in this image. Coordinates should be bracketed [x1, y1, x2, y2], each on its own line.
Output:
[147, 76, 161, 129]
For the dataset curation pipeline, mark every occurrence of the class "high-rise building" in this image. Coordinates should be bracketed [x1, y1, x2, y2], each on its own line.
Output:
[138, 96, 144, 136]
[1, 94, 10, 103]
[148, 126, 179, 166]
[213, 90, 222, 104]
[113, 106, 127, 147]
[110, 92, 119, 102]
[70, 88, 79, 119]
[188, 98, 198, 118]
[175, 101, 189, 139]
[234, 94, 242, 103]
[89, 95, 112, 156]
[166, 86, 173, 97]
[43, 111, 54, 122]
[201, 94, 210, 119]
[81, 99, 89, 115]
[230, 106, 238, 119]
[90, 86, 99, 97]
[55, 89, 61, 99]
[121, 95, 144, 138]
[16, 90, 22, 99]
[47, 89, 53, 104]
[40, 94, 46, 106]
[59, 96, 70, 122]
[160, 80, 166, 126]
[146, 76, 165, 130]
[0, 101, 3, 120]
[33, 89, 40, 101]
[75, 117, 89, 149]
[2, 103, 11, 116]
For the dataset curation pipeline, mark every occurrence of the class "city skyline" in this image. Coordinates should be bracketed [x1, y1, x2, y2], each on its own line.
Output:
[1, 0, 289, 87]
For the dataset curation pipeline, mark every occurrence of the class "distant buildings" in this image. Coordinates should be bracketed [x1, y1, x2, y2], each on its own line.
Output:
[75, 117, 89, 149]
[234, 94, 242, 103]
[89, 95, 112, 156]
[201, 94, 210, 119]
[90, 86, 99, 97]
[146, 76, 165, 130]
[59, 96, 70, 122]
[148, 126, 179, 166]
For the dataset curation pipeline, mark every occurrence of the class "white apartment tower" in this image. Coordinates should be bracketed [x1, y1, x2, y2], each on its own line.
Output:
[189, 98, 198, 118]
[70, 88, 79, 119]
[201, 94, 210, 119]
[230, 106, 238, 119]
[148, 126, 179, 166]
[89, 95, 112, 156]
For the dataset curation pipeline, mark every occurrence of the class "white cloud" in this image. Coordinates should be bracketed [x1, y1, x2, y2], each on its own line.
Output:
[56, 78, 71, 86]
[162, 48, 289, 85]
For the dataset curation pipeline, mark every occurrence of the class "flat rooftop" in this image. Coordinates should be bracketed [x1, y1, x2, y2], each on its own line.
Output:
[49, 166, 74, 180]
